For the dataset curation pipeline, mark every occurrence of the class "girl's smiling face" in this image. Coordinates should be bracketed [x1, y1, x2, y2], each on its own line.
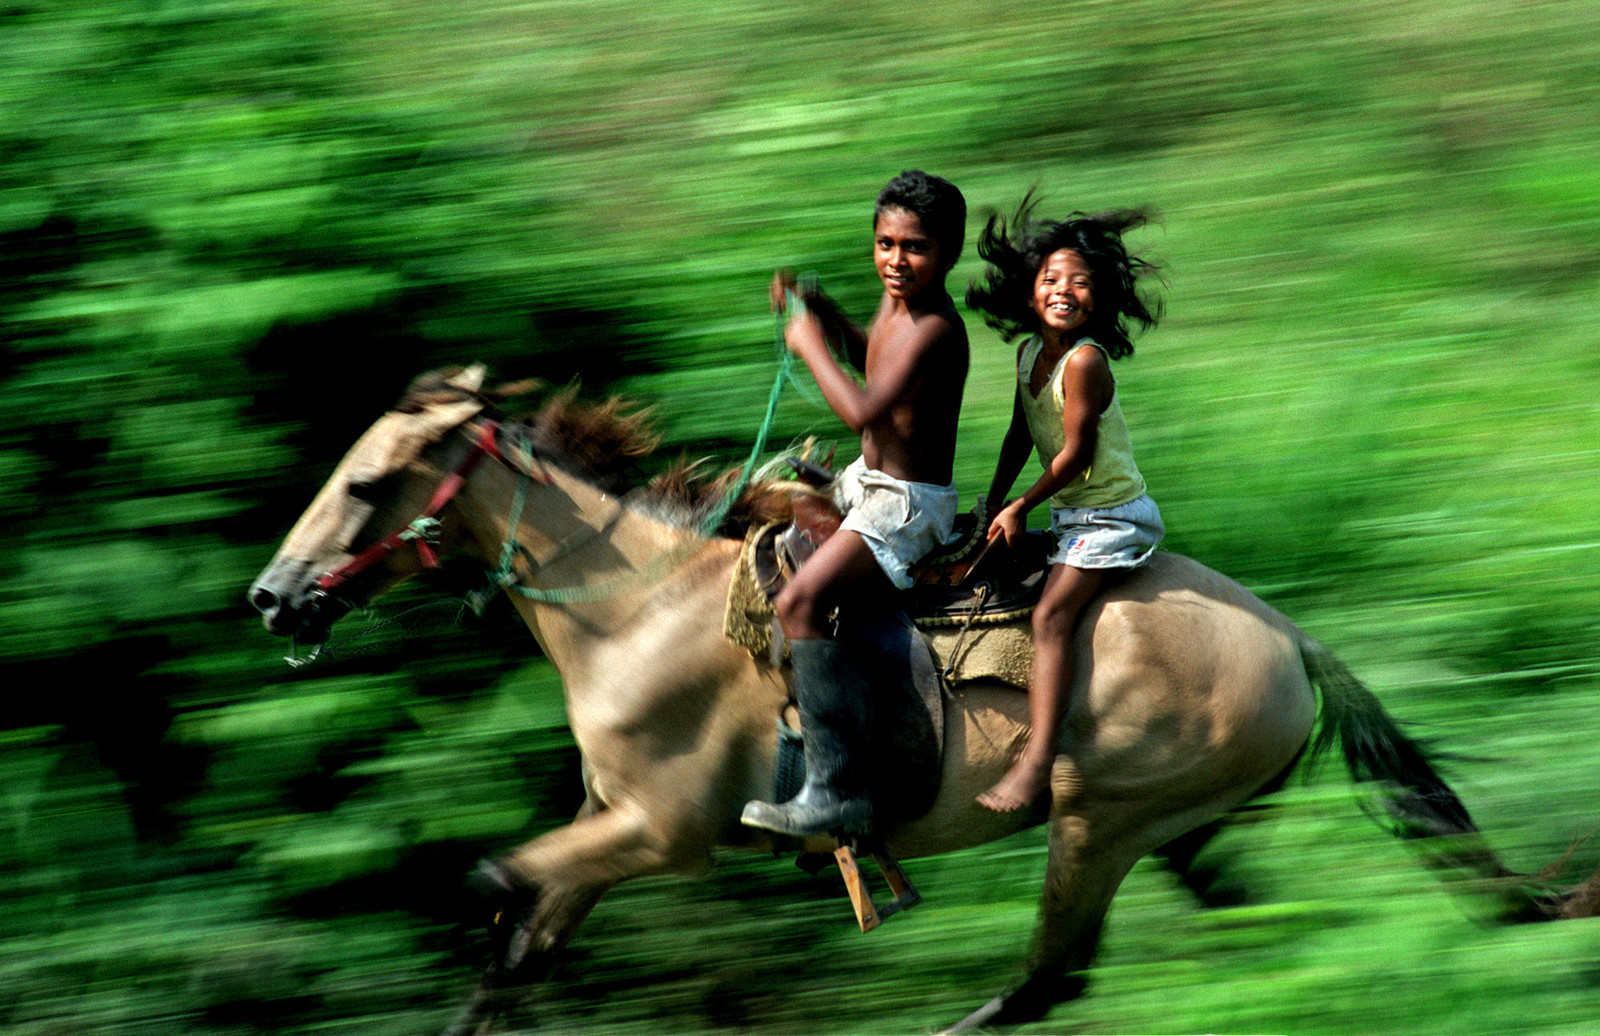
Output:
[1030, 248, 1094, 341]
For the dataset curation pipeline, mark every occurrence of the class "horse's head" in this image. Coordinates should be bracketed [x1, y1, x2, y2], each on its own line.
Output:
[248, 364, 492, 647]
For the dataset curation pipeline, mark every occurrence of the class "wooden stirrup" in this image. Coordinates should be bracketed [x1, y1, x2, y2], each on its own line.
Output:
[833, 840, 921, 932]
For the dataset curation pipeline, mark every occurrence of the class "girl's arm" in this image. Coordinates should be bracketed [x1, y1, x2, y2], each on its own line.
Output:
[987, 346, 1112, 546]
[984, 390, 1033, 515]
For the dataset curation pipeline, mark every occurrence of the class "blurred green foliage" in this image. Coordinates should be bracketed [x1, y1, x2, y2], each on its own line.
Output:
[2, 0, 1598, 1032]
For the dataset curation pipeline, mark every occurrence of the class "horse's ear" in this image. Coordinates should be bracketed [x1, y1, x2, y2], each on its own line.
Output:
[419, 397, 487, 440]
[447, 364, 487, 394]
[489, 377, 545, 402]
[420, 365, 489, 437]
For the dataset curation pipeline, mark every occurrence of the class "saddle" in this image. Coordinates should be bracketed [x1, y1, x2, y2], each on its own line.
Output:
[722, 463, 1052, 931]
[723, 475, 1052, 695]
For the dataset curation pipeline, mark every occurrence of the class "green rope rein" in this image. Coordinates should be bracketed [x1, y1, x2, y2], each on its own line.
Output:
[695, 295, 799, 535]
[490, 292, 805, 605]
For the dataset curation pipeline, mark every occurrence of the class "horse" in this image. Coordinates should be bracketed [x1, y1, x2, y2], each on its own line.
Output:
[247, 365, 1596, 1034]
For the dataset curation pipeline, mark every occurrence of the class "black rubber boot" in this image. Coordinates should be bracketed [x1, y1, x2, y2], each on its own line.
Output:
[741, 637, 874, 837]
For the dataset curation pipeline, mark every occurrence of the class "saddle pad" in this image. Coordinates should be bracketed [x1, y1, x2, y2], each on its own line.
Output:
[723, 522, 1036, 693]
[723, 522, 787, 663]
[923, 620, 1033, 692]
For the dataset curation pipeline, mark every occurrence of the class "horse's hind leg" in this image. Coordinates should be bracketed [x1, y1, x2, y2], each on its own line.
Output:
[940, 812, 1139, 1034]
[1156, 742, 1304, 909]
[1155, 818, 1247, 908]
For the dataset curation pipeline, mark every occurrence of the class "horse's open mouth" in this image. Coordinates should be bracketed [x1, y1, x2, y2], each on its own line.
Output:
[272, 591, 352, 645]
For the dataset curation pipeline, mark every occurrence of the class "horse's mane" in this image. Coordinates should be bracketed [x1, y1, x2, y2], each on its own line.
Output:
[524, 390, 806, 535]
[398, 368, 801, 537]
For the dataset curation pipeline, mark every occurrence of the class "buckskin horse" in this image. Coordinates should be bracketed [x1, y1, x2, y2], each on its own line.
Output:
[248, 365, 1597, 1034]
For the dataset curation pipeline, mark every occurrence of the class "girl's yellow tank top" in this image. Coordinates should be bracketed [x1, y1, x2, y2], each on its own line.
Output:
[1018, 335, 1147, 509]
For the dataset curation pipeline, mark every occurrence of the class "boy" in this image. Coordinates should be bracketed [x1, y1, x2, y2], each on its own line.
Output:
[741, 170, 969, 838]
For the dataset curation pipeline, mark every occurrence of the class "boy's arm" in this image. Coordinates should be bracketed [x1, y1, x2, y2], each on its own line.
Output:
[785, 310, 947, 434]
[772, 271, 868, 370]
[810, 294, 868, 371]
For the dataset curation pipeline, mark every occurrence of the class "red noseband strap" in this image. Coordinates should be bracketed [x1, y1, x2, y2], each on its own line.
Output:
[315, 421, 521, 594]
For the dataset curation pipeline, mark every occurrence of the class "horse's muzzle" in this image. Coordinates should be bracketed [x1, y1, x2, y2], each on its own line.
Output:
[248, 557, 347, 641]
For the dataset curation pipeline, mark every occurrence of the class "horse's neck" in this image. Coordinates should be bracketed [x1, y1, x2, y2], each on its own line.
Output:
[457, 455, 778, 776]
[460, 459, 721, 666]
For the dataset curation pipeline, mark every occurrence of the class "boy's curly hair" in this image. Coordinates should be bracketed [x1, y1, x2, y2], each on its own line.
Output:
[876, 169, 968, 263]
[965, 191, 1163, 358]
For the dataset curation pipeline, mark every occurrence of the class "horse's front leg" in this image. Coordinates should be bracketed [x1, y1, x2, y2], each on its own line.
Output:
[491, 775, 717, 958]
[447, 862, 614, 1036]
[449, 793, 702, 1036]
[472, 781, 624, 971]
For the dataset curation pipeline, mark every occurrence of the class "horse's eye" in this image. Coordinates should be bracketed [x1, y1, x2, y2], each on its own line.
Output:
[347, 479, 383, 503]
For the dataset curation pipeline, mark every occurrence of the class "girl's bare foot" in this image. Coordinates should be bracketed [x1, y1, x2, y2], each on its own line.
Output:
[977, 756, 1053, 812]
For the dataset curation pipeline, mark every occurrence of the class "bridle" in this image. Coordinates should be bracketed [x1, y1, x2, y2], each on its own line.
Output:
[314, 419, 550, 595]
[301, 363, 785, 643]
[308, 412, 643, 620]
[285, 417, 550, 669]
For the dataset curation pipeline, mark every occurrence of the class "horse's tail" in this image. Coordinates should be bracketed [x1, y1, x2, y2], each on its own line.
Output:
[1299, 636, 1600, 923]
[1297, 635, 1572, 922]
[1299, 636, 1480, 842]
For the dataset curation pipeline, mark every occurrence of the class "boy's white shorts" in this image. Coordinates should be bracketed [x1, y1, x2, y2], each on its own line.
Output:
[834, 456, 960, 590]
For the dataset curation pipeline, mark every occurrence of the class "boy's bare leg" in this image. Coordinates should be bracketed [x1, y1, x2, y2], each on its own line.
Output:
[774, 528, 893, 640]
[741, 529, 895, 837]
[978, 564, 1104, 813]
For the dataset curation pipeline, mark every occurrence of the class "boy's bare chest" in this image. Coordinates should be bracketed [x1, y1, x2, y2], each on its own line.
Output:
[863, 316, 932, 381]
[863, 340, 928, 399]
[862, 306, 966, 408]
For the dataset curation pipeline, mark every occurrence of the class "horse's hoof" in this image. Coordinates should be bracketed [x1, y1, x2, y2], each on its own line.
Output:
[938, 993, 1007, 1035]
[468, 857, 519, 901]
[938, 976, 1070, 1034]
[467, 857, 541, 969]
[468, 857, 529, 926]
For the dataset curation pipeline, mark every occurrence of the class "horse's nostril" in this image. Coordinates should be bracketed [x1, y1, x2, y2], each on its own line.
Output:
[249, 585, 280, 616]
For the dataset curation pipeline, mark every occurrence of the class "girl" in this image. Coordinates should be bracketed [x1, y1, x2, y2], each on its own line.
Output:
[966, 196, 1165, 813]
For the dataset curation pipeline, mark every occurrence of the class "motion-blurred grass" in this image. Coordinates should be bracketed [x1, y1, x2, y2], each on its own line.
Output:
[2, 0, 1598, 1033]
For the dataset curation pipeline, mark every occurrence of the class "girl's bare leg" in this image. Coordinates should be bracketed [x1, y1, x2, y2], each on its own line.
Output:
[978, 564, 1104, 813]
